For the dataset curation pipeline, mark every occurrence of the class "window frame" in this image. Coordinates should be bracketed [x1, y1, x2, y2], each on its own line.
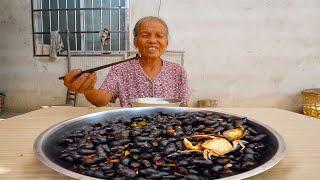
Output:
[31, 0, 130, 57]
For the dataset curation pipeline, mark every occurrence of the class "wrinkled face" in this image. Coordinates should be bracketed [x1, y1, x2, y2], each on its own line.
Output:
[134, 20, 168, 59]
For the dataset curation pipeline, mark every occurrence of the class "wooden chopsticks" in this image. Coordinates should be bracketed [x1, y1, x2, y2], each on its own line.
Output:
[58, 54, 139, 80]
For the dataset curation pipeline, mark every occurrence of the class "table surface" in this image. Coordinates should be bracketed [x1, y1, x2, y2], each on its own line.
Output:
[0, 106, 320, 179]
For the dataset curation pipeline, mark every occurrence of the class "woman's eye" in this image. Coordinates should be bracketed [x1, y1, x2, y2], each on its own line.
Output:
[140, 34, 149, 38]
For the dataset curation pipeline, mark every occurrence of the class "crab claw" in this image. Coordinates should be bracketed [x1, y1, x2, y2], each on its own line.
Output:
[183, 138, 202, 150]
[222, 126, 246, 141]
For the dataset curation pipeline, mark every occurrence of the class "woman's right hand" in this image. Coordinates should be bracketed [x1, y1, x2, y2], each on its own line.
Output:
[63, 69, 97, 94]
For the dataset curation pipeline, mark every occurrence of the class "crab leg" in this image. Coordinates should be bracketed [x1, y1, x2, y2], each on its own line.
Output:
[238, 140, 247, 150]
[193, 135, 217, 139]
[203, 149, 221, 160]
[203, 149, 210, 160]
[182, 150, 203, 153]
[232, 140, 247, 151]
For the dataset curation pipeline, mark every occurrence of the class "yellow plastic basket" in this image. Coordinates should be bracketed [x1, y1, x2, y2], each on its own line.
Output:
[301, 88, 320, 119]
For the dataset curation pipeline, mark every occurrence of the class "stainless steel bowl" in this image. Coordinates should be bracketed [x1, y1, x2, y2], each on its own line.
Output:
[130, 98, 181, 107]
[34, 107, 286, 180]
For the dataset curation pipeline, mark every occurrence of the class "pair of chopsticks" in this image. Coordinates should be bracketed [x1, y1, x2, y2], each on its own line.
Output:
[58, 54, 139, 80]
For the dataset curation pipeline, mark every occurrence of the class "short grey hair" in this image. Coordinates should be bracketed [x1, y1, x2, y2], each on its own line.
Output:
[133, 16, 169, 37]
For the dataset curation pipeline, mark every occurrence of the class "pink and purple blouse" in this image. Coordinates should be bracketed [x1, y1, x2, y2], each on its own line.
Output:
[99, 59, 189, 107]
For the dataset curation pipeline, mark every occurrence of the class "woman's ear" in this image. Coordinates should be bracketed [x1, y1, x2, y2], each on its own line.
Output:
[134, 37, 137, 48]
[165, 36, 169, 48]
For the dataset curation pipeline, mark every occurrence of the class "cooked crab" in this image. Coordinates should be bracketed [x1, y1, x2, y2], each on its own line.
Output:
[220, 126, 247, 141]
[183, 127, 248, 160]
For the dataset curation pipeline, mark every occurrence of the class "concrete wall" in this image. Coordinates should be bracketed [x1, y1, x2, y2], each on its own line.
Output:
[1, 0, 320, 112]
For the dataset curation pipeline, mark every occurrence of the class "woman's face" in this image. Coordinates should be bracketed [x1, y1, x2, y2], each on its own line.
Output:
[134, 20, 168, 59]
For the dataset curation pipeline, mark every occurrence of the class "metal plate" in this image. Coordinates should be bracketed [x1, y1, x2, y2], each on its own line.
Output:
[34, 107, 286, 180]
[130, 98, 181, 107]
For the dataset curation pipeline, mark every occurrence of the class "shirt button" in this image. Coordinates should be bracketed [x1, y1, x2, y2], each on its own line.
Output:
[144, 82, 150, 86]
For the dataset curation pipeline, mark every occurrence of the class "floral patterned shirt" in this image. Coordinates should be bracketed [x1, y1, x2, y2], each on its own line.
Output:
[99, 59, 189, 107]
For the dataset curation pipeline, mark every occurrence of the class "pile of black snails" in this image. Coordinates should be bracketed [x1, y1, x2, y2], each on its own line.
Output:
[58, 111, 268, 179]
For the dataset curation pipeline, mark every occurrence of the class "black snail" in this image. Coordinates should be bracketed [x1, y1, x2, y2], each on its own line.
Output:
[58, 111, 268, 179]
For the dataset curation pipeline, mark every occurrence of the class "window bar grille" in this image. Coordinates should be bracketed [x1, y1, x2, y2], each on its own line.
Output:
[40, 0, 43, 43]
[83, 4, 86, 52]
[118, 0, 121, 51]
[32, 0, 129, 55]
[109, 0, 112, 51]
[100, 0, 103, 51]
[65, 0, 71, 70]
[80, 0, 84, 52]
[31, 0, 35, 55]
[74, 0, 77, 50]
[91, 0, 94, 51]
[34, 30, 127, 34]
[49, 0, 51, 31]
[125, 0, 129, 52]
[57, 0, 60, 31]
[82, 4, 87, 51]
[33, 7, 128, 11]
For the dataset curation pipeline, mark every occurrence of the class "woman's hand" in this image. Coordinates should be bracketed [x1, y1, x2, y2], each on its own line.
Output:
[63, 69, 97, 94]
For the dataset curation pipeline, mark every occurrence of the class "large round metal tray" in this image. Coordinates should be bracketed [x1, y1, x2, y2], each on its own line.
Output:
[34, 107, 286, 180]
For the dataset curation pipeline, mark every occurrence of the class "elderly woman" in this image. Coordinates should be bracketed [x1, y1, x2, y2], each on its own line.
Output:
[63, 16, 189, 107]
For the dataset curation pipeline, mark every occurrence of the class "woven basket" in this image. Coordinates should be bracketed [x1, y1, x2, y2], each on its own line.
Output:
[197, 99, 218, 108]
[301, 89, 320, 119]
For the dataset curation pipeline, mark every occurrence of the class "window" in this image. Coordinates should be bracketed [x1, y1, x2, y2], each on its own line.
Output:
[32, 0, 129, 56]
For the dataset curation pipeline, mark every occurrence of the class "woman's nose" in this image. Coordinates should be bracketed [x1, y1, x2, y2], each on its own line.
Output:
[146, 36, 157, 43]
